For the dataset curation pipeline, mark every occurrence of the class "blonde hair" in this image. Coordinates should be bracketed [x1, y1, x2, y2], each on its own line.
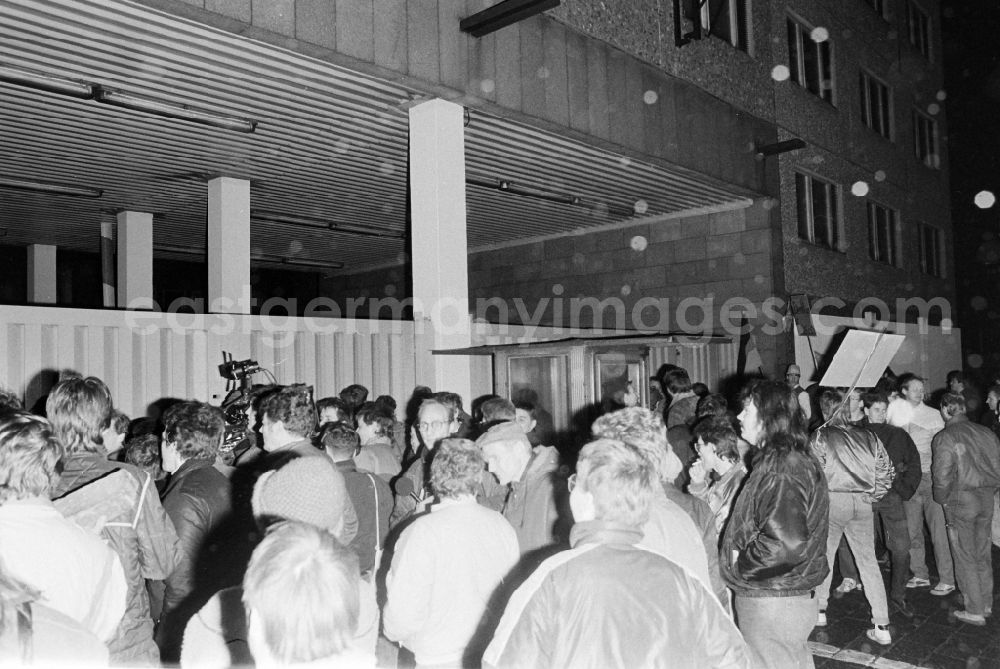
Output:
[591, 407, 675, 482]
[243, 522, 359, 664]
[577, 438, 654, 527]
[0, 413, 63, 504]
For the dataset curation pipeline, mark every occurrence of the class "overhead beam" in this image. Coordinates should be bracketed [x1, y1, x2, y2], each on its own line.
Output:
[460, 0, 560, 38]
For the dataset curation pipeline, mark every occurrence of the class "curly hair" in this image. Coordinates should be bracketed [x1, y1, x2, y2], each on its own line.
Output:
[430, 438, 485, 499]
[355, 403, 393, 438]
[692, 416, 740, 462]
[125, 434, 162, 470]
[262, 386, 317, 439]
[318, 421, 360, 456]
[0, 412, 63, 504]
[590, 407, 670, 481]
[940, 392, 967, 419]
[163, 401, 226, 460]
[0, 388, 22, 414]
[45, 376, 113, 454]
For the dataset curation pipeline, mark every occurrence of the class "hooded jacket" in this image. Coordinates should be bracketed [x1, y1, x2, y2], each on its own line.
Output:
[483, 520, 751, 669]
[501, 446, 568, 555]
[720, 447, 829, 596]
[52, 452, 181, 665]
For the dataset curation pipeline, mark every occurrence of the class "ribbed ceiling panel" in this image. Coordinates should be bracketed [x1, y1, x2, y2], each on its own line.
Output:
[0, 0, 750, 273]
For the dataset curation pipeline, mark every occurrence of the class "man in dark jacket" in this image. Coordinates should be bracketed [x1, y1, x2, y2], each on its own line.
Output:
[856, 392, 922, 618]
[932, 393, 1000, 625]
[722, 380, 829, 669]
[810, 389, 894, 644]
[156, 401, 234, 663]
[319, 421, 391, 577]
[484, 438, 751, 669]
[258, 385, 325, 467]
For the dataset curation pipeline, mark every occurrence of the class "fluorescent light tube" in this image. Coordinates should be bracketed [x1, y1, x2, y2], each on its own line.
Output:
[94, 86, 257, 133]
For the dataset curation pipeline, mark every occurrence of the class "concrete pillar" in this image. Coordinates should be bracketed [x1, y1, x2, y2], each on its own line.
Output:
[116, 211, 154, 309]
[26, 244, 57, 304]
[409, 98, 472, 401]
[100, 221, 115, 307]
[207, 176, 251, 314]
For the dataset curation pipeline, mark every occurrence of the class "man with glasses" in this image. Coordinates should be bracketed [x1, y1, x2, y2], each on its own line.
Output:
[390, 399, 459, 526]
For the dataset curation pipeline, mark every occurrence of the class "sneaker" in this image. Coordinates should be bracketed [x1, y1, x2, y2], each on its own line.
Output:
[816, 611, 827, 627]
[835, 577, 863, 594]
[930, 583, 956, 596]
[866, 625, 892, 646]
[954, 610, 987, 626]
[906, 577, 931, 588]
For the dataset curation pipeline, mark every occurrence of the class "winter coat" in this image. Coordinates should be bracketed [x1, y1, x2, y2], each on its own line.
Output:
[500, 446, 568, 555]
[720, 447, 830, 596]
[483, 520, 752, 669]
[52, 452, 181, 665]
[932, 415, 1000, 504]
[334, 459, 392, 575]
[157, 457, 236, 663]
[810, 423, 893, 502]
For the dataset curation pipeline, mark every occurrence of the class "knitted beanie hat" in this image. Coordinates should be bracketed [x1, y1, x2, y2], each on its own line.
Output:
[475, 420, 532, 452]
[252, 458, 352, 542]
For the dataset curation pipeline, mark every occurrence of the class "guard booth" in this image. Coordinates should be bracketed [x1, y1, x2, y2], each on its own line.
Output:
[439, 333, 735, 450]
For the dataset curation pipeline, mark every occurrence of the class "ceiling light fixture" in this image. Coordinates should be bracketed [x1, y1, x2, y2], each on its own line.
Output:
[466, 174, 635, 217]
[93, 86, 258, 133]
[0, 64, 94, 99]
[153, 245, 344, 270]
[0, 176, 102, 198]
[251, 210, 405, 239]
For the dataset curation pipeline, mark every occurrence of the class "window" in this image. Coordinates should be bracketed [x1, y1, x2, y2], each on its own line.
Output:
[918, 223, 943, 277]
[699, 0, 751, 52]
[859, 71, 892, 139]
[867, 202, 899, 266]
[787, 17, 834, 103]
[863, 0, 888, 19]
[795, 173, 840, 249]
[913, 110, 939, 168]
[905, 1, 931, 58]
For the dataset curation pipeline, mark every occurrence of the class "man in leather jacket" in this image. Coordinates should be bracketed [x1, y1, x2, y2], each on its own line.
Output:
[810, 389, 894, 645]
[156, 401, 235, 663]
[932, 393, 1000, 625]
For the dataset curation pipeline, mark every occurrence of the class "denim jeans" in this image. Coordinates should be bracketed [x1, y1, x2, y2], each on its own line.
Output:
[904, 473, 954, 585]
[944, 488, 996, 615]
[839, 491, 911, 602]
[819, 492, 889, 625]
[734, 594, 817, 669]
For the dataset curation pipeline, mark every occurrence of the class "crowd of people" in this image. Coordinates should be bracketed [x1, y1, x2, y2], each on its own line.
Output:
[0, 361, 998, 669]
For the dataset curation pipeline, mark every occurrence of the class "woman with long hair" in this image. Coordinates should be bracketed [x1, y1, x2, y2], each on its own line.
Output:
[720, 380, 830, 669]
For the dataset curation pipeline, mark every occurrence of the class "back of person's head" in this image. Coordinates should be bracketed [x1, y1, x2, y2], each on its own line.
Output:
[819, 389, 847, 424]
[513, 400, 536, 418]
[251, 458, 352, 543]
[318, 421, 360, 459]
[162, 401, 225, 461]
[696, 393, 729, 419]
[946, 370, 964, 386]
[338, 385, 369, 412]
[109, 410, 130, 437]
[691, 382, 709, 398]
[373, 395, 397, 416]
[262, 386, 316, 439]
[125, 433, 162, 471]
[692, 416, 740, 462]
[480, 397, 516, 425]
[355, 403, 393, 437]
[940, 392, 967, 419]
[0, 388, 23, 415]
[431, 438, 484, 499]
[664, 368, 693, 395]
[590, 407, 674, 483]
[315, 397, 351, 422]
[655, 364, 681, 391]
[576, 439, 654, 527]
[46, 376, 113, 454]
[749, 380, 809, 453]
[243, 521, 359, 666]
[0, 412, 63, 505]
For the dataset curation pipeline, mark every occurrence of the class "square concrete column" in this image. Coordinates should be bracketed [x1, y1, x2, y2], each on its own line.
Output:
[100, 221, 115, 307]
[409, 98, 472, 401]
[27, 244, 57, 304]
[208, 176, 251, 314]
[116, 211, 154, 309]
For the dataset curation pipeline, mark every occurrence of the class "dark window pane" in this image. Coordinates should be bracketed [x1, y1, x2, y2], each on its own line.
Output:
[787, 20, 800, 83]
[796, 174, 811, 241]
[812, 179, 830, 247]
